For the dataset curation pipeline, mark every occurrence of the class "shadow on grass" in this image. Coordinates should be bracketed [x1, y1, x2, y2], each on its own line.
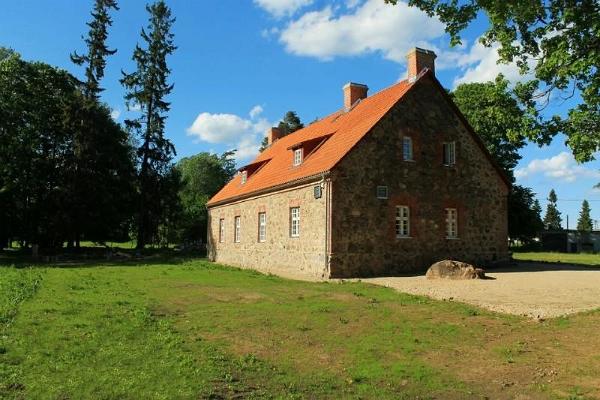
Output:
[0, 248, 207, 269]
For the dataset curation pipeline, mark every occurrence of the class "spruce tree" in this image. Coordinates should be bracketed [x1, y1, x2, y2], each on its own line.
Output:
[121, 1, 177, 250]
[71, 0, 119, 99]
[68, 0, 135, 248]
[543, 189, 563, 230]
[577, 200, 593, 232]
[259, 111, 304, 151]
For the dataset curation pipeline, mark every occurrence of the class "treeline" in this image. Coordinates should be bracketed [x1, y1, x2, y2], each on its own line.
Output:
[0, 1, 235, 253]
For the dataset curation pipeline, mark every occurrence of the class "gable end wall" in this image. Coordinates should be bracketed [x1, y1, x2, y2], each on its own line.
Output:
[329, 77, 509, 277]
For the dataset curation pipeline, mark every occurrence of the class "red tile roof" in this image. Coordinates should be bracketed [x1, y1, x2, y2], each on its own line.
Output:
[207, 71, 509, 207]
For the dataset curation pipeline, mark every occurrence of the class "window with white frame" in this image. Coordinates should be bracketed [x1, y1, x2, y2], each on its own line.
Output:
[234, 216, 241, 242]
[219, 218, 225, 243]
[241, 170, 247, 184]
[396, 206, 410, 237]
[443, 141, 456, 166]
[445, 208, 458, 238]
[258, 212, 266, 242]
[293, 148, 303, 166]
[403, 136, 413, 161]
[290, 207, 300, 237]
[376, 186, 388, 199]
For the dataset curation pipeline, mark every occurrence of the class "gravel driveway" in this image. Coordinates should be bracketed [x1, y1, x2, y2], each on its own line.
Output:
[361, 262, 600, 319]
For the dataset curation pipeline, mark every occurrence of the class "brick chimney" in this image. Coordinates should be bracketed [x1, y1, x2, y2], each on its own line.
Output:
[267, 126, 282, 146]
[343, 82, 368, 110]
[406, 47, 437, 82]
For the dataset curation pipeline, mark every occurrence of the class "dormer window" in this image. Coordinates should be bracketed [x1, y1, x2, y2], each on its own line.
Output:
[293, 148, 303, 166]
[241, 170, 247, 184]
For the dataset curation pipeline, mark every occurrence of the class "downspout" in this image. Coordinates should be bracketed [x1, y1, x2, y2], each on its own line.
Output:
[324, 174, 332, 278]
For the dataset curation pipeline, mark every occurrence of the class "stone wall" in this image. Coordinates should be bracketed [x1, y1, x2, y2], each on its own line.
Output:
[329, 77, 509, 277]
[207, 181, 330, 278]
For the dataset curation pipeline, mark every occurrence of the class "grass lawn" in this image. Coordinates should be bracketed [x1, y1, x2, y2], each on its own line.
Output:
[1, 258, 600, 399]
[513, 251, 600, 266]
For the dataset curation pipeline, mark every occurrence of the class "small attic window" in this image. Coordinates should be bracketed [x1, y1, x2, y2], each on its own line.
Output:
[241, 170, 247, 184]
[293, 148, 303, 166]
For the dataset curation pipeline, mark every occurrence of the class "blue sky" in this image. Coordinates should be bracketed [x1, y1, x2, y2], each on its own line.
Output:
[1, 0, 598, 228]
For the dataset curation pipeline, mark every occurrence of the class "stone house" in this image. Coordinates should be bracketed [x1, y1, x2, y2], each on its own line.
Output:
[207, 48, 510, 278]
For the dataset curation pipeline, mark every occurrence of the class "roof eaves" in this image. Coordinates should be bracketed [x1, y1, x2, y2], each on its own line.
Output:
[207, 171, 330, 208]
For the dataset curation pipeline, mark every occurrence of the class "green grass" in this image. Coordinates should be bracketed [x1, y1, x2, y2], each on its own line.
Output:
[513, 251, 600, 265]
[1, 258, 600, 399]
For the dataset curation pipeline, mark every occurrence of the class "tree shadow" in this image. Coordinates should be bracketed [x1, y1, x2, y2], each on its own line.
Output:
[0, 248, 207, 269]
[489, 261, 600, 274]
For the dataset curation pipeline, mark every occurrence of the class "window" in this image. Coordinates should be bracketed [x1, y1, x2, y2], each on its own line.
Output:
[443, 141, 456, 166]
[293, 148, 303, 166]
[241, 170, 247, 184]
[445, 208, 458, 238]
[219, 218, 225, 243]
[290, 207, 300, 237]
[396, 206, 410, 237]
[403, 136, 413, 161]
[258, 212, 266, 242]
[376, 186, 388, 199]
[234, 216, 241, 242]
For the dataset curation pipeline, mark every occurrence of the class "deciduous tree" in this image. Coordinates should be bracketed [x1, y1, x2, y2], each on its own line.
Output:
[175, 151, 236, 244]
[386, 0, 600, 162]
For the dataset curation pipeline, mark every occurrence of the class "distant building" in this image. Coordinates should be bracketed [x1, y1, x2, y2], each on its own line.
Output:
[206, 48, 510, 278]
[541, 230, 600, 253]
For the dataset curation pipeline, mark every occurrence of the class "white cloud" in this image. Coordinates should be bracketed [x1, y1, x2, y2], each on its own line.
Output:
[186, 106, 274, 161]
[249, 105, 264, 119]
[110, 109, 121, 121]
[187, 112, 253, 144]
[254, 0, 313, 18]
[278, 0, 445, 63]
[515, 152, 600, 183]
[452, 41, 534, 87]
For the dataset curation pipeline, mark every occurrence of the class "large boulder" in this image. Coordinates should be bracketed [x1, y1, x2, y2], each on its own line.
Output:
[426, 260, 485, 280]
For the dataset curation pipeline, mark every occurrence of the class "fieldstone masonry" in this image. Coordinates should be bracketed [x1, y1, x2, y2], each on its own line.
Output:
[328, 78, 509, 277]
[208, 73, 509, 279]
[208, 182, 330, 278]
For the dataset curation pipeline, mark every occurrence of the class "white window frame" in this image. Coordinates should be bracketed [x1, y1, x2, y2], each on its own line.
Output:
[396, 206, 410, 238]
[293, 148, 303, 166]
[258, 212, 266, 242]
[376, 186, 388, 199]
[219, 218, 225, 243]
[234, 216, 241, 243]
[443, 141, 456, 166]
[403, 136, 413, 161]
[445, 208, 458, 239]
[241, 170, 247, 184]
[290, 207, 300, 238]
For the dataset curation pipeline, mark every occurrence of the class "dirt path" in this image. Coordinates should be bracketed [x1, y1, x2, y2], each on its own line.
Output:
[361, 262, 600, 318]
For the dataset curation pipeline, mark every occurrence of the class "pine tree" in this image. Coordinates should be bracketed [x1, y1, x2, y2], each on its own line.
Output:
[121, 1, 177, 250]
[71, 0, 119, 99]
[577, 200, 593, 232]
[259, 111, 304, 151]
[543, 189, 563, 230]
